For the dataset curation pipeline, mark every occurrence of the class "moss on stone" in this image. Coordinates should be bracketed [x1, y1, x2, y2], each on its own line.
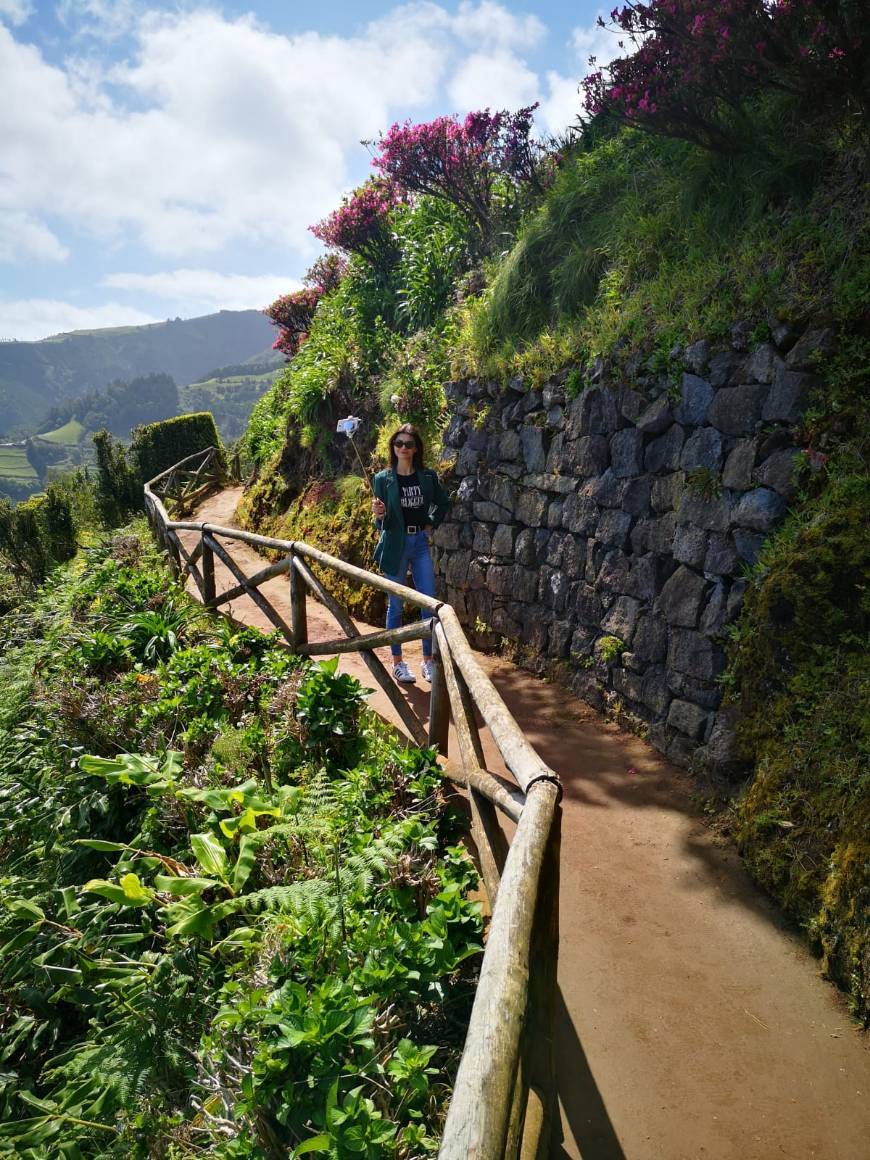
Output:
[728, 471, 869, 1022]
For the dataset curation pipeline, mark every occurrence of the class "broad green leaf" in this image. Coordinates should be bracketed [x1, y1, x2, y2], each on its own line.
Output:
[231, 833, 258, 892]
[190, 832, 229, 882]
[5, 899, 44, 922]
[75, 839, 133, 852]
[294, 1135, 330, 1155]
[153, 875, 219, 897]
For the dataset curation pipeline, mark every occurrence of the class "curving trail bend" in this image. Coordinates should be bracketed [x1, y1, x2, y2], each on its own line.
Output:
[180, 488, 869, 1160]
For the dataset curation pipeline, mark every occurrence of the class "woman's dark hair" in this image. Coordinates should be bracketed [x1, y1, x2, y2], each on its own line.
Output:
[388, 423, 425, 470]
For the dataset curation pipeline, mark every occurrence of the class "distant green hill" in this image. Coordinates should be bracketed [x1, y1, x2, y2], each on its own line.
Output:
[180, 353, 283, 442]
[0, 310, 275, 437]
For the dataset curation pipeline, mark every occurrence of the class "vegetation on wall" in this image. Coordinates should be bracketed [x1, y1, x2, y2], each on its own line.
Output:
[0, 526, 481, 1155]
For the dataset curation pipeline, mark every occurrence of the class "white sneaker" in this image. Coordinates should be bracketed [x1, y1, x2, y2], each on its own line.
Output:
[421, 658, 433, 682]
[393, 660, 416, 683]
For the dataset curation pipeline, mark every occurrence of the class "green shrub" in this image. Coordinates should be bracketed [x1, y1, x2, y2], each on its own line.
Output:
[728, 471, 870, 1022]
[130, 411, 223, 484]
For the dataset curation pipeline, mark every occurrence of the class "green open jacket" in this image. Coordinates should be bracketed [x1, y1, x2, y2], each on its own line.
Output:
[372, 466, 451, 576]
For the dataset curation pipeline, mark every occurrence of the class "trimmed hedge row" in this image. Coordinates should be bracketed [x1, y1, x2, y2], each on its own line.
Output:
[131, 412, 223, 483]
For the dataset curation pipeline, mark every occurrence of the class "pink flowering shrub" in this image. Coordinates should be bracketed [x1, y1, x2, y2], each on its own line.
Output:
[310, 177, 403, 268]
[583, 1, 868, 151]
[264, 254, 349, 360]
[371, 105, 548, 245]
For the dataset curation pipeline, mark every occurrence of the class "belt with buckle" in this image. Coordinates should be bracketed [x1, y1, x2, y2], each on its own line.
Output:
[406, 525, 420, 534]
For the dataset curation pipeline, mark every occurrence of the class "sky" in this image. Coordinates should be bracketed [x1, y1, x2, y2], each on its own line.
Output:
[0, 0, 622, 341]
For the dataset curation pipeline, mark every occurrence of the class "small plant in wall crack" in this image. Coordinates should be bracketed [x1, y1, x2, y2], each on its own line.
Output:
[595, 635, 625, 664]
[685, 467, 723, 501]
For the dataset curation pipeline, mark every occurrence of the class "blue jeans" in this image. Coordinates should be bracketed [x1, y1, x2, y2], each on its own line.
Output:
[385, 531, 436, 658]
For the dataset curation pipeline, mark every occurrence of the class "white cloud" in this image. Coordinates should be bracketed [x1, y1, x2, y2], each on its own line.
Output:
[0, 0, 32, 26]
[537, 72, 582, 136]
[57, 0, 138, 41]
[447, 48, 539, 112]
[102, 268, 300, 311]
[0, 212, 69, 263]
[0, 298, 159, 341]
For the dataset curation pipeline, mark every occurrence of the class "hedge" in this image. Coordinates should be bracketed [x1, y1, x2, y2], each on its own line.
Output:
[130, 412, 223, 484]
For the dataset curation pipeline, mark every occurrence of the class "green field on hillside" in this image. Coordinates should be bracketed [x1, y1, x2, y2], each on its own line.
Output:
[38, 418, 85, 444]
[180, 367, 280, 441]
[0, 446, 37, 480]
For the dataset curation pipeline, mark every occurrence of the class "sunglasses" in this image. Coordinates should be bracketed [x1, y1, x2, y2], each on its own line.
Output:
[393, 439, 416, 449]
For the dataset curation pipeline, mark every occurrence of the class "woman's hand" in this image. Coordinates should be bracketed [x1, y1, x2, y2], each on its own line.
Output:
[372, 497, 386, 519]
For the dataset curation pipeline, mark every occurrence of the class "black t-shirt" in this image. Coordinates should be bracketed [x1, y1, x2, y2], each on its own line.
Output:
[398, 471, 425, 528]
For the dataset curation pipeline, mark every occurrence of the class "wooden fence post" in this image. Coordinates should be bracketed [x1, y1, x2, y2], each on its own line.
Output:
[428, 624, 449, 756]
[288, 549, 307, 649]
[201, 534, 215, 605]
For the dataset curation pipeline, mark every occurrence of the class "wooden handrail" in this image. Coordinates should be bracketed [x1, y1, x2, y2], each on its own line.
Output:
[143, 452, 563, 1159]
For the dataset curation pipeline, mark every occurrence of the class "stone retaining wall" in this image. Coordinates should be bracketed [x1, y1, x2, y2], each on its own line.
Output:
[431, 324, 830, 772]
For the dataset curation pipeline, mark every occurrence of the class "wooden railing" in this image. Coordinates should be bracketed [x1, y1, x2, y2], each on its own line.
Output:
[144, 448, 563, 1160]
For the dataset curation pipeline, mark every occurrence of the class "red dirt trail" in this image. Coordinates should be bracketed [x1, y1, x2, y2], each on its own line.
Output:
[182, 488, 868, 1160]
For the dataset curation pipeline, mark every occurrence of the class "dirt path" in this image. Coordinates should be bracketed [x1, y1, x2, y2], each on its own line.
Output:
[183, 489, 868, 1160]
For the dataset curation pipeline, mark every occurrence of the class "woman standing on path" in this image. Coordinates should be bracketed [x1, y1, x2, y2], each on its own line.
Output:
[371, 423, 450, 684]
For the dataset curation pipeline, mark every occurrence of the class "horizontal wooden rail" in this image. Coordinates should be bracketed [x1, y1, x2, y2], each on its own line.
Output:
[143, 451, 563, 1160]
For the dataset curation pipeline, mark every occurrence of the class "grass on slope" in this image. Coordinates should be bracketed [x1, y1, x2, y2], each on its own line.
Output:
[0, 446, 38, 479]
[38, 418, 85, 444]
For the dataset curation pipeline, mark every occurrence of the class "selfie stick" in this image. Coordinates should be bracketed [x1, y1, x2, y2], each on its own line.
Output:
[336, 416, 373, 494]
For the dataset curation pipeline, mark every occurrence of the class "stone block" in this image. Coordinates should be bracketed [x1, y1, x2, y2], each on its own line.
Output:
[520, 426, 547, 472]
[648, 511, 678, 554]
[620, 388, 646, 424]
[674, 374, 714, 426]
[457, 476, 477, 501]
[667, 671, 723, 710]
[545, 432, 565, 472]
[511, 565, 539, 602]
[472, 522, 492, 554]
[567, 386, 621, 437]
[584, 539, 608, 583]
[706, 384, 768, 435]
[676, 492, 732, 532]
[733, 529, 765, 565]
[514, 527, 535, 565]
[698, 707, 745, 779]
[613, 666, 644, 703]
[708, 350, 740, 387]
[515, 488, 549, 527]
[635, 395, 673, 435]
[491, 523, 516, 558]
[472, 501, 510, 523]
[629, 518, 654, 554]
[545, 531, 567, 567]
[626, 553, 664, 602]
[762, 368, 817, 424]
[540, 567, 569, 612]
[753, 448, 800, 498]
[602, 595, 642, 643]
[561, 491, 600, 536]
[726, 579, 747, 620]
[699, 579, 729, 637]
[547, 500, 564, 528]
[572, 668, 607, 712]
[444, 412, 468, 448]
[722, 438, 759, 490]
[496, 428, 521, 460]
[445, 550, 472, 588]
[488, 475, 517, 513]
[704, 533, 738, 576]
[672, 524, 707, 569]
[566, 435, 609, 476]
[633, 615, 668, 663]
[680, 427, 723, 473]
[581, 468, 626, 507]
[562, 535, 587, 579]
[656, 564, 707, 627]
[570, 625, 597, 657]
[433, 522, 461, 551]
[641, 668, 672, 716]
[575, 584, 604, 626]
[744, 342, 785, 384]
[784, 326, 834, 370]
[623, 476, 652, 516]
[645, 424, 685, 473]
[547, 405, 565, 428]
[534, 528, 552, 562]
[598, 549, 631, 593]
[610, 429, 645, 477]
[732, 487, 787, 532]
[667, 628, 725, 679]
[523, 472, 576, 494]
[683, 341, 710, 375]
[549, 619, 574, 658]
[543, 381, 566, 409]
[597, 509, 634, 550]
[651, 472, 684, 512]
[667, 699, 712, 741]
